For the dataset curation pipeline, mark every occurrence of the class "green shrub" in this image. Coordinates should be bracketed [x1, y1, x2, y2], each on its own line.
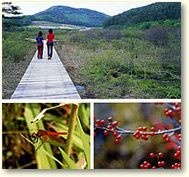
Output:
[2, 31, 35, 62]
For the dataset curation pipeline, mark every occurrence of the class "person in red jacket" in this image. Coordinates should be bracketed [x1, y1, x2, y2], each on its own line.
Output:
[46, 29, 55, 59]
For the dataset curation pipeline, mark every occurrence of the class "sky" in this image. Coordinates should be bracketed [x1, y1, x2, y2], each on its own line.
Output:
[13, 2, 154, 16]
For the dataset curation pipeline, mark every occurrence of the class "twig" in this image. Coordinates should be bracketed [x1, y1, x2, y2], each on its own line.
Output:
[94, 126, 181, 135]
[31, 103, 78, 123]
[65, 104, 79, 157]
[17, 160, 37, 169]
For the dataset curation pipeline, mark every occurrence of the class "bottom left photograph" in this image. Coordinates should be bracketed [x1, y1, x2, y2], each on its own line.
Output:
[2, 103, 90, 169]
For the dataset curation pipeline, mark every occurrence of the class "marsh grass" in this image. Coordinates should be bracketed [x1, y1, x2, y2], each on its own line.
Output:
[55, 28, 180, 99]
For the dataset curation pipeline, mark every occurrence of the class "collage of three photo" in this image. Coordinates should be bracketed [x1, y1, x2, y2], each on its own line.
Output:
[2, 1, 181, 170]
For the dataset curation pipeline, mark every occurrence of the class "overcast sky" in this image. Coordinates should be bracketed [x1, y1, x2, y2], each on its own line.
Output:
[13, 2, 154, 16]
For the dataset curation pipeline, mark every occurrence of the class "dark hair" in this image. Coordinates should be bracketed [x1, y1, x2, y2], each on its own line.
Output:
[38, 31, 42, 36]
[49, 29, 53, 34]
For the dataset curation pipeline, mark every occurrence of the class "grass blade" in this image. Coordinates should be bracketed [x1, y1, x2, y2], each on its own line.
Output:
[76, 116, 90, 169]
[24, 103, 55, 169]
[59, 147, 79, 169]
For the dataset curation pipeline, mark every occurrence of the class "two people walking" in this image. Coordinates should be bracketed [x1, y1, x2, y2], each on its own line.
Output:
[36, 29, 55, 60]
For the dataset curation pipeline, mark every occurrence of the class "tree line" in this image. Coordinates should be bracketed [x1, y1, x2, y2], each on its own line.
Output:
[103, 2, 181, 29]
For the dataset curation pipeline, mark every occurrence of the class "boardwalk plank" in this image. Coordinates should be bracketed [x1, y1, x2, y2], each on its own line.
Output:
[11, 42, 80, 99]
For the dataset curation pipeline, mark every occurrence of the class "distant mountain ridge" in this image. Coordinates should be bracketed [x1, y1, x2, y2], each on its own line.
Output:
[103, 2, 181, 28]
[31, 5, 110, 27]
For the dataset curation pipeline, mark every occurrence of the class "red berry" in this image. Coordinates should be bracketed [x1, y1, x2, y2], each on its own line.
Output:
[165, 111, 169, 116]
[133, 132, 136, 137]
[151, 127, 155, 132]
[177, 150, 181, 155]
[175, 163, 178, 167]
[101, 120, 106, 125]
[177, 146, 181, 151]
[112, 121, 118, 127]
[150, 132, 155, 136]
[174, 103, 180, 107]
[143, 132, 147, 136]
[161, 161, 165, 166]
[158, 152, 163, 158]
[152, 166, 156, 169]
[174, 153, 178, 158]
[147, 163, 152, 168]
[176, 107, 181, 112]
[96, 119, 101, 124]
[165, 137, 170, 142]
[108, 117, 113, 122]
[135, 131, 140, 135]
[170, 111, 176, 117]
[115, 138, 121, 143]
[143, 127, 147, 131]
[168, 110, 173, 116]
[143, 161, 148, 165]
[144, 136, 148, 141]
[113, 132, 118, 137]
[157, 161, 162, 167]
[164, 108, 169, 113]
[95, 124, 100, 127]
[150, 153, 155, 158]
[107, 125, 112, 130]
[140, 164, 144, 169]
[117, 134, 122, 140]
[162, 133, 168, 139]
[103, 130, 108, 136]
[138, 127, 143, 131]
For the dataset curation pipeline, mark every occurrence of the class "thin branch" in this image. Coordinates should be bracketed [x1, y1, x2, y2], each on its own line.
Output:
[65, 104, 79, 157]
[94, 126, 181, 135]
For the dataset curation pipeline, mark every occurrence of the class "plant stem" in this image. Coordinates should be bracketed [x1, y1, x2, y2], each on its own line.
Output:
[65, 104, 79, 157]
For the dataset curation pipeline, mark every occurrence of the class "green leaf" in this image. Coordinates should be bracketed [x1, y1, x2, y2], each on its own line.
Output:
[78, 103, 90, 131]
[59, 147, 79, 169]
[76, 117, 90, 169]
[39, 148, 66, 169]
[24, 103, 57, 169]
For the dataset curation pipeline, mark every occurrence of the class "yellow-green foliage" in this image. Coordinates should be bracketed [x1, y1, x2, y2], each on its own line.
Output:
[2, 103, 90, 169]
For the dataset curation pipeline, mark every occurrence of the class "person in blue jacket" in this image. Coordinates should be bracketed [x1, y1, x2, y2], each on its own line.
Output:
[36, 31, 44, 59]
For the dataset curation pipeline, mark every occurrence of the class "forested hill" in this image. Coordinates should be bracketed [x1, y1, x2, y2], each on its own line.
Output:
[31, 5, 110, 27]
[103, 2, 181, 29]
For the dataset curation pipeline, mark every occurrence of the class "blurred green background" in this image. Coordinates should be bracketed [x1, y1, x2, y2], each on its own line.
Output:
[2, 103, 90, 169]
[94, 103, 181, 169]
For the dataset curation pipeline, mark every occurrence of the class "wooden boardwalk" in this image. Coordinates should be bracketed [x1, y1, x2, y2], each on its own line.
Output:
[11, 42, 80, 99]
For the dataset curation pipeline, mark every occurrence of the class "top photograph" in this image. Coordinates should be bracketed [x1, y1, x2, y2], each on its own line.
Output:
[2, 2, 181, 99]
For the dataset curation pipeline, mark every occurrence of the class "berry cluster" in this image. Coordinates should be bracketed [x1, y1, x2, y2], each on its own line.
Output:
[172, 163, 181, 169]
[94, 116, 122, 143]
[94, 103, 181, 169]
[133, 126, 157, 140]
[162, 133, 171, 142]
[174, 146, 181, 161]
[164, 103, 181, 125]
[140, 152, 165, 169]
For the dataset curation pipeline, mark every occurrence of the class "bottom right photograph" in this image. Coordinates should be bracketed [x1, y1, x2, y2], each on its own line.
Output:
[94, 103, 181, 169]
